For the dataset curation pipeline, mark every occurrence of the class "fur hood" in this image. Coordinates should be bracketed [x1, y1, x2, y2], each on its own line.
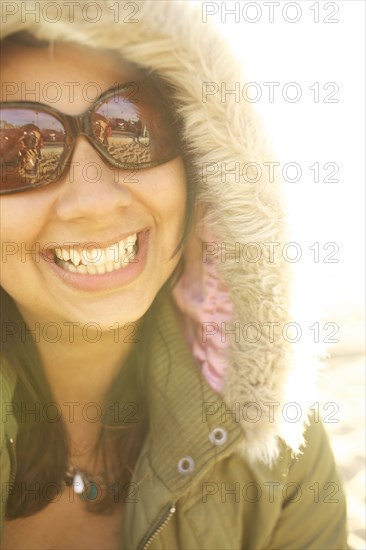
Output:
[1, 0, 319, 465]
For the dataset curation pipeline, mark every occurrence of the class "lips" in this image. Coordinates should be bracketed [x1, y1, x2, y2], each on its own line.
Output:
[53, 232, 139, 275]
[44, 229, 150, 292]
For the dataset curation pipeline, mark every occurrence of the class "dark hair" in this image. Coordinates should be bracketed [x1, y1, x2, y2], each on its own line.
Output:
[1, 31, 198, 517]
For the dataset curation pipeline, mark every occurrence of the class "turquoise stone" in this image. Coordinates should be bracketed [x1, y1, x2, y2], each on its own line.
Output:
[85, 482, 98, 500]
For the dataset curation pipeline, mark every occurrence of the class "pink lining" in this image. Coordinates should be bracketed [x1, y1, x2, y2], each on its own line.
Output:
[172, 228, 233, 392]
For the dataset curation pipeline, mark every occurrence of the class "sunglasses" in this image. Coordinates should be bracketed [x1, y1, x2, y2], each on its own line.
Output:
[0, 82, 180, 194]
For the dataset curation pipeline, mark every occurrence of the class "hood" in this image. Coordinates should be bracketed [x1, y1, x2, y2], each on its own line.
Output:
[0, 0, 319, 465]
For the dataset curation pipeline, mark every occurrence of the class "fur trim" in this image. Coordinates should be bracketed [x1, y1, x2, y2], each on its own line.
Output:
[0, 0, 320, 464]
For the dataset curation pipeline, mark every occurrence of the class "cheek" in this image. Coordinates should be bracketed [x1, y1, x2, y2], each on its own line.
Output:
[149, 159, 187, 231]
[2, 179, 58, 225]
[164, 184, 186, 228]
[0, 197, 48, 279]
[1, 200, 38, 243]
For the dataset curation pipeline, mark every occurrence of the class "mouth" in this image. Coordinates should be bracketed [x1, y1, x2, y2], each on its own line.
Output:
[44, 229, 150, 292]
[53, 232, 140, 275]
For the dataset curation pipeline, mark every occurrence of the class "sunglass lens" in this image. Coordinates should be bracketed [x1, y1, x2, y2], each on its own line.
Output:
[91, 89, 180, 168]
[0, 108, 66, 192]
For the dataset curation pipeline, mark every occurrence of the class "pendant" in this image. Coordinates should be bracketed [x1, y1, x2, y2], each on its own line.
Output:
[72, 473, 85, 495]
[65, 467, 104, 502]
[84, 482, 99, 501]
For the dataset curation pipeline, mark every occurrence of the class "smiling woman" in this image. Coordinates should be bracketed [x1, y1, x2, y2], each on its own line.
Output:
[0, 36, 189, 550]
[0, 2, 348, 550]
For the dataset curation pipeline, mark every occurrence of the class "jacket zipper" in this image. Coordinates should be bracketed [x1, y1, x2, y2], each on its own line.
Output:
[138, 503, 176, 550]
[6, 436, 17, 497]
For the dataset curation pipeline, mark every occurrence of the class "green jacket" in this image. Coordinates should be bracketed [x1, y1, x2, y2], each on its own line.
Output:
[0, 293, 348, 549]
[0, 1, 349, 548]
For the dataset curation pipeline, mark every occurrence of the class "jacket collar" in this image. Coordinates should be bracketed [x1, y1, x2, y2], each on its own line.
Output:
[139, 289, 244, 494]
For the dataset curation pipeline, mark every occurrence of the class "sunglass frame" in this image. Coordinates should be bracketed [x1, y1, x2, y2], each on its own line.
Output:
[0, 84, 180, 195]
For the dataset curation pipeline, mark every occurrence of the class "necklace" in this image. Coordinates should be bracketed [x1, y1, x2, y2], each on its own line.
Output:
[64, 464, 110, 503]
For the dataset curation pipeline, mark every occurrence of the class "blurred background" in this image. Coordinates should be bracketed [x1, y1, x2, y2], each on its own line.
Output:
[207, 1, 365, 547]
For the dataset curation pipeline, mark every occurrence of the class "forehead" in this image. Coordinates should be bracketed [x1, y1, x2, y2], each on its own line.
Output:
[0, 41, 142, 114]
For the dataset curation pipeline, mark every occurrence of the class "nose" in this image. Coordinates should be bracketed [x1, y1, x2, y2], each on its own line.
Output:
[54, 137, 134, 223]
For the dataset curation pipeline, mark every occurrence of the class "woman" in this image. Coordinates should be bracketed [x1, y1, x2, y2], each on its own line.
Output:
[0, 1, 348, 549]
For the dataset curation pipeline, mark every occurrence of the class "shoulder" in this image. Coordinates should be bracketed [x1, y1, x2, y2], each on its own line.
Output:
[0, 357, 17, 449]
[180, 417, 348, 549]
[264, 417, 349, 549]
[0, 358, 18, 536]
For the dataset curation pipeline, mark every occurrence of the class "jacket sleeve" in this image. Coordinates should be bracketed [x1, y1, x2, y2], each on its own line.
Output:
[264, 418, 349, 550]
[0, 360, 17, 538]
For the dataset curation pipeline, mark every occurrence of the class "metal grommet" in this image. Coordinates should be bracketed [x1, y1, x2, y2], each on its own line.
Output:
[177, 456, 195, 475]
[209, 427, 228, 446]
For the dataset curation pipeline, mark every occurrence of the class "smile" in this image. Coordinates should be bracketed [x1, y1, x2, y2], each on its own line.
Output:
[54, 233, 139, 275]
[45, 230, 150, 292]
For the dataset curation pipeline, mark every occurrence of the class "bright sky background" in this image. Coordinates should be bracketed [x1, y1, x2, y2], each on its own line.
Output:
[1, 109, 64, 129]
[207, 0, 365, 354]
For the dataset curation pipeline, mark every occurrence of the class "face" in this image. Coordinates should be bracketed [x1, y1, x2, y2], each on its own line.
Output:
[0, 42, 187, 330]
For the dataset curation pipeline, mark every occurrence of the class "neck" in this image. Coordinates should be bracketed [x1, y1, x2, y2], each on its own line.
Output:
[18, 307, 139, 407]
[41, 332, 135, 405]
[25, 317, 139, 463]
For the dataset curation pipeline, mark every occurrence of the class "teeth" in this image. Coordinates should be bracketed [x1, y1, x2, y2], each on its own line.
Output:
[82, 248, 101, 265]
[96, 264, 107, 274]
[77, 264, 87, 274]
[96, 250, 107, 266]
[125, 234, 136, 244]
[54, 233, 139, 275]
[82, 249, 106, 266]
[85, 263, 97, 274]
[63, 249, 70, 262]
[70, 249, 81, 266]
[118, 241, 127, 262]
[106, 245, 117, 263]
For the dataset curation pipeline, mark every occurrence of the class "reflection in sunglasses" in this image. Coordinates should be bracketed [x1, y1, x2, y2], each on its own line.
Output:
[0, 84, 180, 192]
